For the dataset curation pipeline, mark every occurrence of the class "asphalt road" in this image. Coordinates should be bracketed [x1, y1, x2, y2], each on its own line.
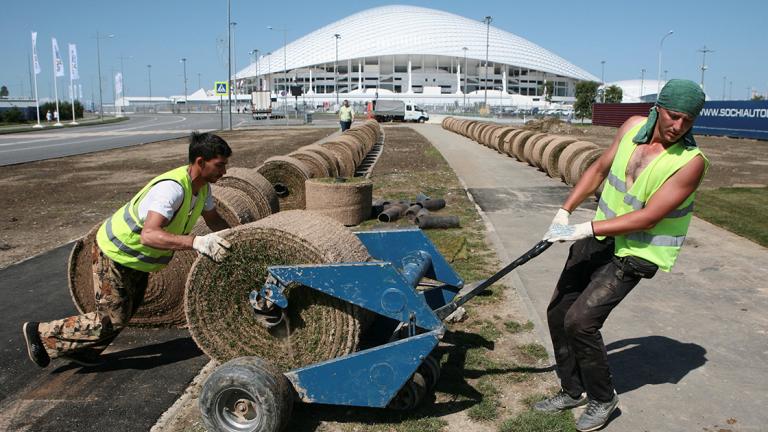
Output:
[0, 244, 208, 431]
[0, 113, 232, 166]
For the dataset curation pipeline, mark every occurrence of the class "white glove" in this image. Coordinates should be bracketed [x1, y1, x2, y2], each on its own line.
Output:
[193, 233, 231, 262]
[543, 208, 571, 240]
[543, 222, 594, 243]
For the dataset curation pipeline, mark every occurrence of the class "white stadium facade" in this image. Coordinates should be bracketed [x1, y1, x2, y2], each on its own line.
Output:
[235, 5, 599, 108]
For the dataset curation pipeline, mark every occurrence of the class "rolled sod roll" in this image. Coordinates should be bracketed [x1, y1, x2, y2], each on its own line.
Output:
[320, 142, 356, 177]
[543, 137, 578, 179]
[68, 220, 210, 327]
[305, 177, 373, 226]
[528, 135, 555, 168]
[211, 185, 262, 226]
[334, 135, 365, 165]
[184, 210, 372, 369]
[511, 131, 536, 161]
[217, 167, 279, 217]
[516, 133, 547, 164]
[289, 150, 331, 179]
[534, 136, 576, 170]
[501, 129, 525, 156]
[522, 134, 550, 166]
[301, 144, 341, 178]
[566, 148, 604, 186]
[417, 215, 461, 229]
[557, 141, 599, 183]
[257, 156, 312, 210]
[494, 127, 518, 152]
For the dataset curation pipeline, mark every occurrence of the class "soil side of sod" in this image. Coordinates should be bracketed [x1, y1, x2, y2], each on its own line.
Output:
[156, 125, 572, 432]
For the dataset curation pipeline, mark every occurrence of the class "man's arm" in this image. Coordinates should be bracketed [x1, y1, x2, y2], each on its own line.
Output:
[592, 155, 705, 236]
[140, 211, 195, 251]
[561, 116, 645, 212]
[202, 208, 230, 232]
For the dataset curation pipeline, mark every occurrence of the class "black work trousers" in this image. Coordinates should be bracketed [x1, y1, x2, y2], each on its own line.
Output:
[547, 237, 658, 402]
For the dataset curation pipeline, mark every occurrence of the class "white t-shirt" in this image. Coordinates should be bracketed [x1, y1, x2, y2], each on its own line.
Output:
[137, 180, 214, 223]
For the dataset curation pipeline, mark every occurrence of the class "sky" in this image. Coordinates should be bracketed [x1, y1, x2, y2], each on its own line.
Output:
[1, 0, 766, 103]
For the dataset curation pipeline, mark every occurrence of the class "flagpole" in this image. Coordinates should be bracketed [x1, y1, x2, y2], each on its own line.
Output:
[69, 43, 79, 124]
[52, 38, 63, 127]
[31, 32, 43, 128]
[70, 77, 78, 124]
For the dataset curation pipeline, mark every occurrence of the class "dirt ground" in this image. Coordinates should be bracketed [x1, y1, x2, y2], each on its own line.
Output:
[0, 128, 334, 269]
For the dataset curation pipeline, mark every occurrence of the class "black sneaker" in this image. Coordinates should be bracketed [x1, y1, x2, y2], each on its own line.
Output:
[575, 392, 619, 431]
[22, 322, 50, 368]
[533, 389, 587, 413]
[61, 349, 103, 367]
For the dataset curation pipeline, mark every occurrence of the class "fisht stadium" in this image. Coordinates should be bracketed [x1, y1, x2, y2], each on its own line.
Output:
[235, 5, 598, 108]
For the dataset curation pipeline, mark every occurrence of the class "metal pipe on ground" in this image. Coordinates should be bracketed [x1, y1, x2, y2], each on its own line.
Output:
[416, 215, 460, 229]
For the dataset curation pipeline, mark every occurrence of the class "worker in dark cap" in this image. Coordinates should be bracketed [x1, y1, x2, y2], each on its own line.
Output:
[535, 79, 708, 431]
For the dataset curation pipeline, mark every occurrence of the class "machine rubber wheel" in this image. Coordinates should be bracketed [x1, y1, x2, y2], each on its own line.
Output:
[387, 372, 428, 410]
[199, 357, 294, 432]
[418, 355, 441, 391]
[418, 117, 426, 123]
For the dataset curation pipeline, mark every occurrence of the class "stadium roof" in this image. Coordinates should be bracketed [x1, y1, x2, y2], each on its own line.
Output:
[236, 5, 599, 82]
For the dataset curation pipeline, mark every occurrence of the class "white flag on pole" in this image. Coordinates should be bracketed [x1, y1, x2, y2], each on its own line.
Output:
[68, 43, 79, 80]
[115, 72, 123, 96]
[31, 32, 41, 75]
[52, 38, 64, 77]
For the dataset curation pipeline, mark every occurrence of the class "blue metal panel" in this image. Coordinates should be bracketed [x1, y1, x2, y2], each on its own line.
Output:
[694, 101, 768, 140]
[266, 262, 443, 330]
[355, 228, 463, 288]
[421, 284, 461, 310]
[285, 331, 440, 407]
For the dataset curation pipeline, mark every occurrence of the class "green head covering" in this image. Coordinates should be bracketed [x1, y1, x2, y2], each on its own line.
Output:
[633, 79, 706, 147]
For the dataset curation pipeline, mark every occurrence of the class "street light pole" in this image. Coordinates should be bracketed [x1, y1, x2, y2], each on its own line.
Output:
[334, 33, 341, 106]
[640, 68, 646, 99]
[147, 64, 152, 112]
[600, 60, 606, 103]
[94, 31, 114, 121]
[227, 0, 232, 130]
[231, 21, 238, 115]
[462, 47, 468, 109]
[722, 75, 727, 100]
[268, 25, 289, 125]
[249, 49, 260, 92]
[180, 57, 188, 112]
[117, 54, 131, 115]
[197, 73, 202, 90]
[657, 30, 673, 97]
[483, 16, 492, 108]
[698, 45, 714, 90]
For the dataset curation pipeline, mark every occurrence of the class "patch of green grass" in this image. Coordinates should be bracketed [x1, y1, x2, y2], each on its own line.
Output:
[466, 378, 500, 421]
[518, 343, 549, 362]
[696, 187, 768, 248]
[469, 320, 503, 342]
[499, 410, 576, 432]
[504, 320, 535, 334]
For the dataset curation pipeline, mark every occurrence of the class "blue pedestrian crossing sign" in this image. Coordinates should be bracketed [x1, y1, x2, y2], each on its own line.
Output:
[214, 81, 229, 96]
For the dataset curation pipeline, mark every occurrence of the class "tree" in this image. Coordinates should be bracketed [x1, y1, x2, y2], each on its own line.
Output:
[1, 107, 25, 123]
[40, 100, 84, 120]
[605, 85, 623, 103]
[0, 85, 8, 98]
[752, 94, 765, 101]
[574, 81, 600, 120]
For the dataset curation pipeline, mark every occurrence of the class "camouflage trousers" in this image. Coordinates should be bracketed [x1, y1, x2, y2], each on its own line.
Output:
[37, 243, 148, 358]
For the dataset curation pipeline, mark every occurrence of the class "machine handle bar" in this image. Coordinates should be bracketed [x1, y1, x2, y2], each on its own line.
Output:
[435, 240, 552, 320]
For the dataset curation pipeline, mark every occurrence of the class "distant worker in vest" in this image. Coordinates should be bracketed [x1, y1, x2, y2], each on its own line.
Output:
[22, 132, 234, 368]
[338, 99, 354, 131]
[535, 80, 708, 431]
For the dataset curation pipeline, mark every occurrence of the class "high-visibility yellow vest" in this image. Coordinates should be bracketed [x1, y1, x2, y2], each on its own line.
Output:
[96, 165, 208, 272]
[339, 106, 354, 121]
[594, 120, 708, 271]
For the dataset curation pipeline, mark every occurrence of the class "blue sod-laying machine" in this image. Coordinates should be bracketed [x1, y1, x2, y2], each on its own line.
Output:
[199, 228, 550, 432]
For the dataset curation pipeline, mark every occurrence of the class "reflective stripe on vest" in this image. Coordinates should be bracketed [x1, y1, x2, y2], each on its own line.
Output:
[104, 217, 172, 265]
[594, 119, 708, 271]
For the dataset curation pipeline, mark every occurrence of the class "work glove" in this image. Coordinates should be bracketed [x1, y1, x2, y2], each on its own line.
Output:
[543, 222, 594, 243]
[542, 208, 570, 240]
[193, 233, 231, 262]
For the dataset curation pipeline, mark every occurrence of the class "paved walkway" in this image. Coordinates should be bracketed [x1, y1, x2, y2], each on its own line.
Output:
[414, 124, 768, 432]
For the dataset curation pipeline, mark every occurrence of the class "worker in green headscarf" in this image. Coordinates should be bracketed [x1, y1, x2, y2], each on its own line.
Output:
[534, 79, 708, 431]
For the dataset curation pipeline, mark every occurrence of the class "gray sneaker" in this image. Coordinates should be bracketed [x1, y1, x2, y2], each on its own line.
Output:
[575, 393, 619, 431]
[533, 389, 587, 413]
